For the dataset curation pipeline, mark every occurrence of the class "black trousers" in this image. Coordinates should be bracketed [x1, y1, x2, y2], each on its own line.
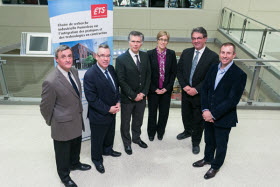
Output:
[120, 99, 146, 146]
[204, 122, 231, 170]
[181, 95, 204, 146]
[90, 119, 115, 165]
[147, 92, 171, 137]
[53, 136, 81, 182]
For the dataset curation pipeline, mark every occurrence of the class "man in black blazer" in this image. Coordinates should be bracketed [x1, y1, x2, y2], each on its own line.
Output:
[115, 31, 151, 155]
[193, 42, 247, 179]
[177, 27, 219, 154]
[84, 44, 121, 174]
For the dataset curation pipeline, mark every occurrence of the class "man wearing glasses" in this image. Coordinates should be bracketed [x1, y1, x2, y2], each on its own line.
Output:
[115, 31, 151, 155]
[177, 27, 219, 154]
[84, 44, 121, 174]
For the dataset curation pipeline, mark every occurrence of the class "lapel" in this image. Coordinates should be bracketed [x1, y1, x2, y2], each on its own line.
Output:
[95, 64, 116, 93]
[152, 49, 159, 74]
[125, 50, 139, 71]
[70, 68, 82, 96]
[214, 63, 235, 92]
[56, 67, 80, 99]
[195, 47, 209, 71]
[165, 48, 171, 70]
[186, 48, 195, 76]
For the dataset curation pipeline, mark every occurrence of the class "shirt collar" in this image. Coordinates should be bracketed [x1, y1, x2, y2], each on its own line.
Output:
[218, 60, 234, 73]
[97, 63, 107, 73]
[129, 49, 139, 57]
[57, 64, 70, 76]
[195, 46, 206, 54]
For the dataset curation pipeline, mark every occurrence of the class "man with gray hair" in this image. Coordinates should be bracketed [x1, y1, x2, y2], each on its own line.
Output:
[177, 27, 219, 154]
[84, 44, 121, 174]
[115, 31, 151, 155]
[40, 45, 91, 187]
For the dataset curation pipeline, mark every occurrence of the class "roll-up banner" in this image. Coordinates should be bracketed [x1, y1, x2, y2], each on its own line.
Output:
[48, 0, 113, 140]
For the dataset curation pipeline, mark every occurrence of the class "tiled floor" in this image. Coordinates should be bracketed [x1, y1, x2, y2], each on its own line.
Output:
[1, 105, 279, 187]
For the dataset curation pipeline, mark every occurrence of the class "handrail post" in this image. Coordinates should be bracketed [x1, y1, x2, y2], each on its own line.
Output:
[248, 63, 261, 102]
[0, 58, 9, 99]
[220, 8, 225, 29]
[258, 28, 268, 58]
[227, 12, 233, 34]
[240, 18, 247, 44]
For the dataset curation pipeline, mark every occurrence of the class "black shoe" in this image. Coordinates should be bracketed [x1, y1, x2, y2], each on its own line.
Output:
[104, 150, 122, 157]
[95, 163, 105, 174]
[176, 132, 191, 140]
[133, 140, 148, 148]
[124, 145, 132, 155]
[192, 146, 200, 154]
[149, 136, 154, 141]
[204, 168, 219, 179]
[70, 163, 91, 171]
[62, 178, 77, 187]
[157, 134, 163, 140]
[193, 159, 210, 167]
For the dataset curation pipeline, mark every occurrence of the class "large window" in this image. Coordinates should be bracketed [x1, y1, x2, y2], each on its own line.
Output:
[113, 0, 202, 8]
[2, 0, 48, 5]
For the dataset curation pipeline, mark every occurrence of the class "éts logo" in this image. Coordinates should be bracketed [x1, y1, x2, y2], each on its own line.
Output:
[91, 4, 107, 19]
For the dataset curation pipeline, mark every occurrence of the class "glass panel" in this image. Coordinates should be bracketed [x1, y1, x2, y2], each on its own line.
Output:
[221, 9, 230, 30]
[263, 31, 280, 60]
[0, 56, 54, 97]
[255, 63, 280, 103]
[2, 0, 39, 4]
[228, 12, 245, 41]
[243, 20, 266, 55]
[113, 0, 201, 8]
[113, 0, 148, 7]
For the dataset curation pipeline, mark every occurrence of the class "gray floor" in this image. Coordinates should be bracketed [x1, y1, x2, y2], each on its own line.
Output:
[1, 105, 280, 187]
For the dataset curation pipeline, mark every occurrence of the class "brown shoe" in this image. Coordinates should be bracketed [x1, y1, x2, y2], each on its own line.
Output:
[193, 159, 210, 167]
[204, 168, 219, 179]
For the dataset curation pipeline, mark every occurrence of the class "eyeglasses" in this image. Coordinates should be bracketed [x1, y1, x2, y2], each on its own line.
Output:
[158, 38, 168, 42]
[191, 37, 204, 41]
[97, 54, 111, 58]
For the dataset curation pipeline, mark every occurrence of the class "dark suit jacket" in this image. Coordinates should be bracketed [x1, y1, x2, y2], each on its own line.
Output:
[147, 48, 177, 93]
[177, 47, 219, 104]
[201, 63, 247, 128]
[115, 50, 151, 104]
[83, 64, 120, 125]
[40, 67, 84, 141]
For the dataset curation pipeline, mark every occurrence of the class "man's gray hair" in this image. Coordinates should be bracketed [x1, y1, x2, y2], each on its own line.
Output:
[98, 44, 110, 50]
[191, 27, 207, 38]
[55, 45, 71, 58]
[128, 31, 144, 43]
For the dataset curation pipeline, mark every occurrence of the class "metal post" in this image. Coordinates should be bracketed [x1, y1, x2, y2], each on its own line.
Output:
[240, 18, 247, 44]
[220, 8, 225, 29]
[227, 12, 233, 34]
[248, 64, 261, 102]
[258, 28, 268, 58]
[0, 59, 9, 98]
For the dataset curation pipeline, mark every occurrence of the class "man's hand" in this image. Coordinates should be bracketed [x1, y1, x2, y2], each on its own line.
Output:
[134, 93, 144, 101]
[186, 87, 198, 96]
[109, 105, 120, 114]
[202, 110, 214, 123]
[183, 85, 191, 93]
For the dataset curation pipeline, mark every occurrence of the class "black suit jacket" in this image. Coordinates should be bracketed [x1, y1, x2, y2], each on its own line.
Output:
[201, 63, 247, 128]
[177, 47, 219, 104]
[115, 50, 151, 104]
[84, 64, 120, 125]
[147, 48, 177, 93]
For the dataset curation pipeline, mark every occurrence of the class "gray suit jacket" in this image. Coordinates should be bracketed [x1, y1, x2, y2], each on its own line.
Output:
[40, 67, 84, 141]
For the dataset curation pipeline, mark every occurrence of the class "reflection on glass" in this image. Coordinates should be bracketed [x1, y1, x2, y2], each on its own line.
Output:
[2, 0, 48, 5]
[229, 13, 244, 41]
[113, 0, 202, 8]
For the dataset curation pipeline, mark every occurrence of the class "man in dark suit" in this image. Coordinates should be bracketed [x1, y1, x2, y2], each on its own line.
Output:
[115, 31, 151, 155]
[177, 27, 219, 154]
[84, 44, 121, 174]
[193, 42, 247, 179]
[40, 45, 91, 187]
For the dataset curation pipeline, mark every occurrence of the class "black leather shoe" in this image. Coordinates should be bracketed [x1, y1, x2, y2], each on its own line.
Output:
[62, 178, 77, 187]
[193, 159, 210, 167]
[70, 163, 91, 171]
[133, 140, 148, 148]
[204, 168, 219, 179]
[176, 132, 191, 140]
[149, 136, 154, 141]
[192, 145, 200, 154]
[157, 134, 163, 140]
[95, 163, 105, 174]
[104, 150, 122, 157]
[124, 145, 132, 155]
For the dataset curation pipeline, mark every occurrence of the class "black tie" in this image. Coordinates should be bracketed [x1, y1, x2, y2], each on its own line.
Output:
[135, 55, 141, 72]
[105, 70, 116, 91]
[68, 72, 80, 97]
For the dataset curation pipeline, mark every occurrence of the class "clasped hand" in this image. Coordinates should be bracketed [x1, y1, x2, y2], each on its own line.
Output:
[109, 103, 120, 114]
[202, 110, 214, 123]
[183, 86, 197, 96]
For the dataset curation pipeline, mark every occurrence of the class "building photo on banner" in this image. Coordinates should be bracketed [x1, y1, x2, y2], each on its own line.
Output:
[48, 0, 113, 140]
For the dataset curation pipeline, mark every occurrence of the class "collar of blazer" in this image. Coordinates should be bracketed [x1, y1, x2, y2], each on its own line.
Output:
[56, 67, 81, 99]
[213, 63, 235, 92]
[94, 64, 116, 93]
